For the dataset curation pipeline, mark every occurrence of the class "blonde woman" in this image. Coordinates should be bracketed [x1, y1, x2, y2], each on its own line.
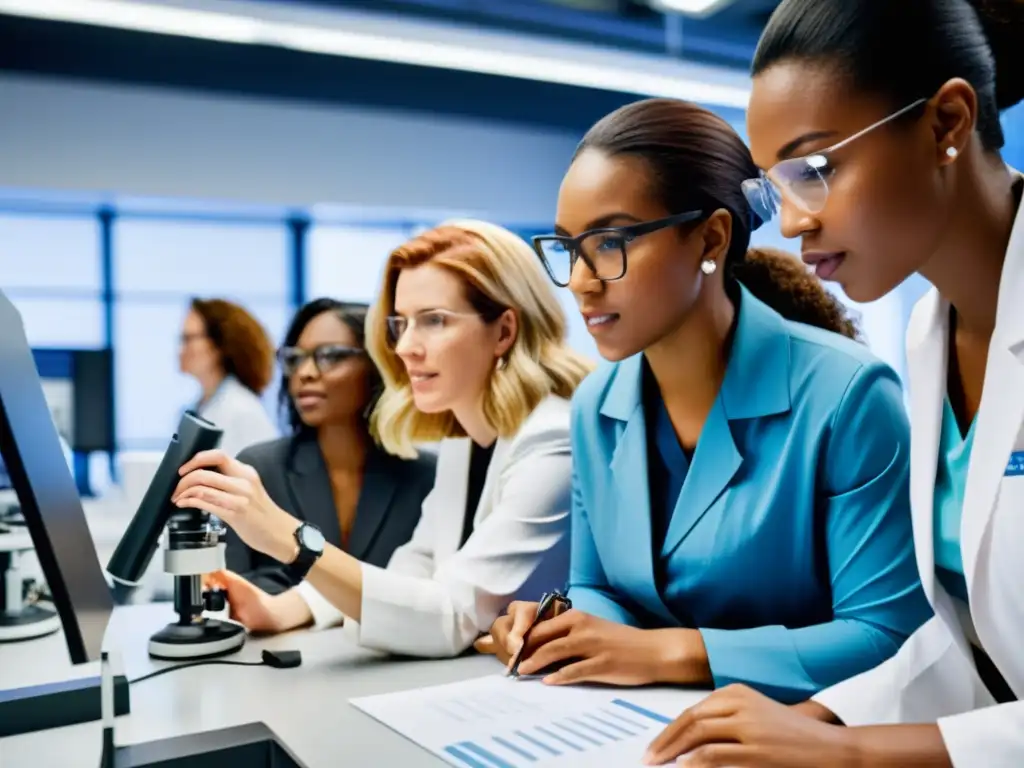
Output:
[171, 220, 592, 657]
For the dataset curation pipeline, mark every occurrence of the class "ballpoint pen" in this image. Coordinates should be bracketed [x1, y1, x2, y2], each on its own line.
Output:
[506, 589, 572, 678]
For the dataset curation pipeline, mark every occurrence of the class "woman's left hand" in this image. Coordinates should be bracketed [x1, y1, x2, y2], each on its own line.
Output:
[643, 684, 855, 767]
[512, 610, 698, 686]
[172, 450, 299, 564]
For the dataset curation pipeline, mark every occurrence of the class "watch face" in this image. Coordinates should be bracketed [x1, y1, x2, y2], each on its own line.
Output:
[299, 525, 326, 553]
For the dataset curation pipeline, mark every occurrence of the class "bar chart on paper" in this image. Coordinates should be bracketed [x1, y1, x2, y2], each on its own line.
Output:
[350, 675, 706, 767]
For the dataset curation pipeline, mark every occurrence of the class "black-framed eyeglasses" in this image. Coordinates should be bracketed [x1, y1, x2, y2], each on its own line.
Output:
[531, 210, 705, 287]
[277, 344, 365, 376]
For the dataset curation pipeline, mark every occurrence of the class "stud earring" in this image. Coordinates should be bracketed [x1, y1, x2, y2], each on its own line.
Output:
[946, 146, 959, 159]
[701, 259, 717, 275]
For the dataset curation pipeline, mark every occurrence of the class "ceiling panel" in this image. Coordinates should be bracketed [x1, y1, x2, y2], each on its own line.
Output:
[266, 0, 776, 68]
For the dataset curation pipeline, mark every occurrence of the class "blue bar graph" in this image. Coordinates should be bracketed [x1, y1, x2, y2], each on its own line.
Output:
[441, 699, 674, 767]
[458, 741, 516, 767]
[586, 712, 636, 737]
[444, 745, 492, 768]
[515, 729, 560, 757]
[493, 736, 537, 762]
[568, 715, 622, 740]
[611, 698, 674, 724]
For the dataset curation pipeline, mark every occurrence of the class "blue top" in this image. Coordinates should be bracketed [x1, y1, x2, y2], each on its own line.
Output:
[933, 398, 976, 603]
[567, 287, 932, 703]
[643, 364, 689, 588]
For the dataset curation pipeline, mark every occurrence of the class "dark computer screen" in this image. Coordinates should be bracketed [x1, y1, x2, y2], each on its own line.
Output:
[31, 348, 115, 454]
[0, 289, 113, 663]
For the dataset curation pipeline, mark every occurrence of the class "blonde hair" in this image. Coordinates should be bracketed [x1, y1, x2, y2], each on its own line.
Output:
[367, 220, 593, 458]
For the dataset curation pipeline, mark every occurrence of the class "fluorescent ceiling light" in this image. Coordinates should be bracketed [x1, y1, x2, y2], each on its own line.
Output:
[650, 0, 734, 17]
[0, 0, 750, 108]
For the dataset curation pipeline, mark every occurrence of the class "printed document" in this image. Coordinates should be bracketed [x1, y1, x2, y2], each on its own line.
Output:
[350, 674, 707, 767]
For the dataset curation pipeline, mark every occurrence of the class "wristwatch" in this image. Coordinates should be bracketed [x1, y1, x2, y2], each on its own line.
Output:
[283, 522, 326, 582]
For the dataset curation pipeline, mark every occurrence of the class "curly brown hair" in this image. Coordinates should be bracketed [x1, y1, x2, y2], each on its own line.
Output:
[190, 297, 275, 394]
[738, 247, 861, 340]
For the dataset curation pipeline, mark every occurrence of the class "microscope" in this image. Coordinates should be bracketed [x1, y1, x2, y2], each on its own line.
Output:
[0, 457, 62, 642]
[107, 411, 245, 660]
[0, 510, 61, 643]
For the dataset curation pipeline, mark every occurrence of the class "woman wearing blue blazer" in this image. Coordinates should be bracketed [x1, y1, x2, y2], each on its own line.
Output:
[480, 98, 932, 704]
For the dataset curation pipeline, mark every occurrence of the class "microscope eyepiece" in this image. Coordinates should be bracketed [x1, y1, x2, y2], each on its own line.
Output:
[106, 412, 223, 587]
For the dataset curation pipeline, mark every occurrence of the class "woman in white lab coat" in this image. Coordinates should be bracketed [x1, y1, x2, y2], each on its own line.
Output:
[642, 1, 1024, 766]
[172, 221, 592, 658]
[180, 297, 278, 458]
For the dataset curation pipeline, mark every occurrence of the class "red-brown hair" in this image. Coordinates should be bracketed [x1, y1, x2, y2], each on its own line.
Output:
[190, 297, 275, 394]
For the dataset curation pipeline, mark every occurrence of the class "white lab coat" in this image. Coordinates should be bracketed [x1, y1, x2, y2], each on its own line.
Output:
[296, 394, 572, 657]
[814, 174, 1024, 766]
[198, 375, 279, 459]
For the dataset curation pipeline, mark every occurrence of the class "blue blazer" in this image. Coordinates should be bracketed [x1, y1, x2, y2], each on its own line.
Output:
[568, 287, 932, 703]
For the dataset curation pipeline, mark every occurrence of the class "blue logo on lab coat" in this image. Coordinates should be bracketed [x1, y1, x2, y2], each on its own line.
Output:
[1006, 451, 1024, 476]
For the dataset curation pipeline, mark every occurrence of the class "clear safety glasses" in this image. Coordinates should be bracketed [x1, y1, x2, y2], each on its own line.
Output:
[742, 98, 928, 221]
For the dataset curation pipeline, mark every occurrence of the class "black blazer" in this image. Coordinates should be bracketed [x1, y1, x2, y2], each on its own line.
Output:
[226, 435, 436, 594]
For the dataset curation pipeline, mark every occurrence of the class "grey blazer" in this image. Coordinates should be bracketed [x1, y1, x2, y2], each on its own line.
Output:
[226, 435, 436, 595]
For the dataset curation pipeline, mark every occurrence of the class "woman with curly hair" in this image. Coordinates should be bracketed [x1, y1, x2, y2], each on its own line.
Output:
[179, 297, 278, 457]
[482, 97, 931, 705]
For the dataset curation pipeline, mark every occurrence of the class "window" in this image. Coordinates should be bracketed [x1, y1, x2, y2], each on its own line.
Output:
[115, 219, 290, 299]
[305, 225, 412, 302]
[113, 218, 292, 449]
[0, 213, 103, 348]
[0, 214, 102, 291]
[11, 297, 105, 348]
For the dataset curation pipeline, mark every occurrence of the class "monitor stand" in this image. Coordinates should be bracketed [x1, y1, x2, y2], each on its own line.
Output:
[0, 522, 129, 738]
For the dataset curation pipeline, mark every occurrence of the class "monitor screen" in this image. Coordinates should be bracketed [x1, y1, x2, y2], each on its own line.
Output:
[0, 289, 113, 663]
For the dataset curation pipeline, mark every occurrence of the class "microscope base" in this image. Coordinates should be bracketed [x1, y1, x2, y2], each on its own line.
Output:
[0, 604, 61, 642]
[148, 618, 245, 661]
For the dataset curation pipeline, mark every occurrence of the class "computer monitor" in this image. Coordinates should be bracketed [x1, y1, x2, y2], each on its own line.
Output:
[0, 288, 113, 663]
[32, 348, 116, 455]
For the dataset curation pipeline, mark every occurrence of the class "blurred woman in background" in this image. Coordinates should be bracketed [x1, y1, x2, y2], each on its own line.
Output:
[179, 297, 278, 457]
[176, 221, 592, 657]
[205, 299, 436, 634]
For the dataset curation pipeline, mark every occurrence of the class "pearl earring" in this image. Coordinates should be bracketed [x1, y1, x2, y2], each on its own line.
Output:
[701, 259, 717, 275]
[946, 146, 958, 159]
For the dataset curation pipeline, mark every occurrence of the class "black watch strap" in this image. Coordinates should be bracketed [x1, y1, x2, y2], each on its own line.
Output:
[283, 523, 325, 582]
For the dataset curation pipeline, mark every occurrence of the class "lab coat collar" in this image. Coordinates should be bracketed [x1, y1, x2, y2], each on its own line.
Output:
[905, 169, 1024, 616]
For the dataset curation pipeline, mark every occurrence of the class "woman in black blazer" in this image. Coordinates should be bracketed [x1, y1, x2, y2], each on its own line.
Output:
[209, 298, 436, 633]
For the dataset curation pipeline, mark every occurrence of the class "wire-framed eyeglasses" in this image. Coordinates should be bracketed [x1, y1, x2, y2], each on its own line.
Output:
[385, 309, 481, 346]
[531, 210, 705, 287]
[743, 97, 928, 222]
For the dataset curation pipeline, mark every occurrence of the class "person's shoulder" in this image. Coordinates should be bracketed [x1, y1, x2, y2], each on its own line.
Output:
[235, 435, 293, 469]
[571, 357, 618, 409]
[508, 394, 572, 455]
[780, 318, 904, 419]
[390, 445, 437, 484]
[783, 314, 893, 381]
[220, 376, 265, 407]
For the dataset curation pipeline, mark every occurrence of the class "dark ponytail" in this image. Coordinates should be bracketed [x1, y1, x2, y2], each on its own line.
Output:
[973, 0, 1024, 111]
[753, 0, 1024, 152]
[575, 98, 859, 338]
